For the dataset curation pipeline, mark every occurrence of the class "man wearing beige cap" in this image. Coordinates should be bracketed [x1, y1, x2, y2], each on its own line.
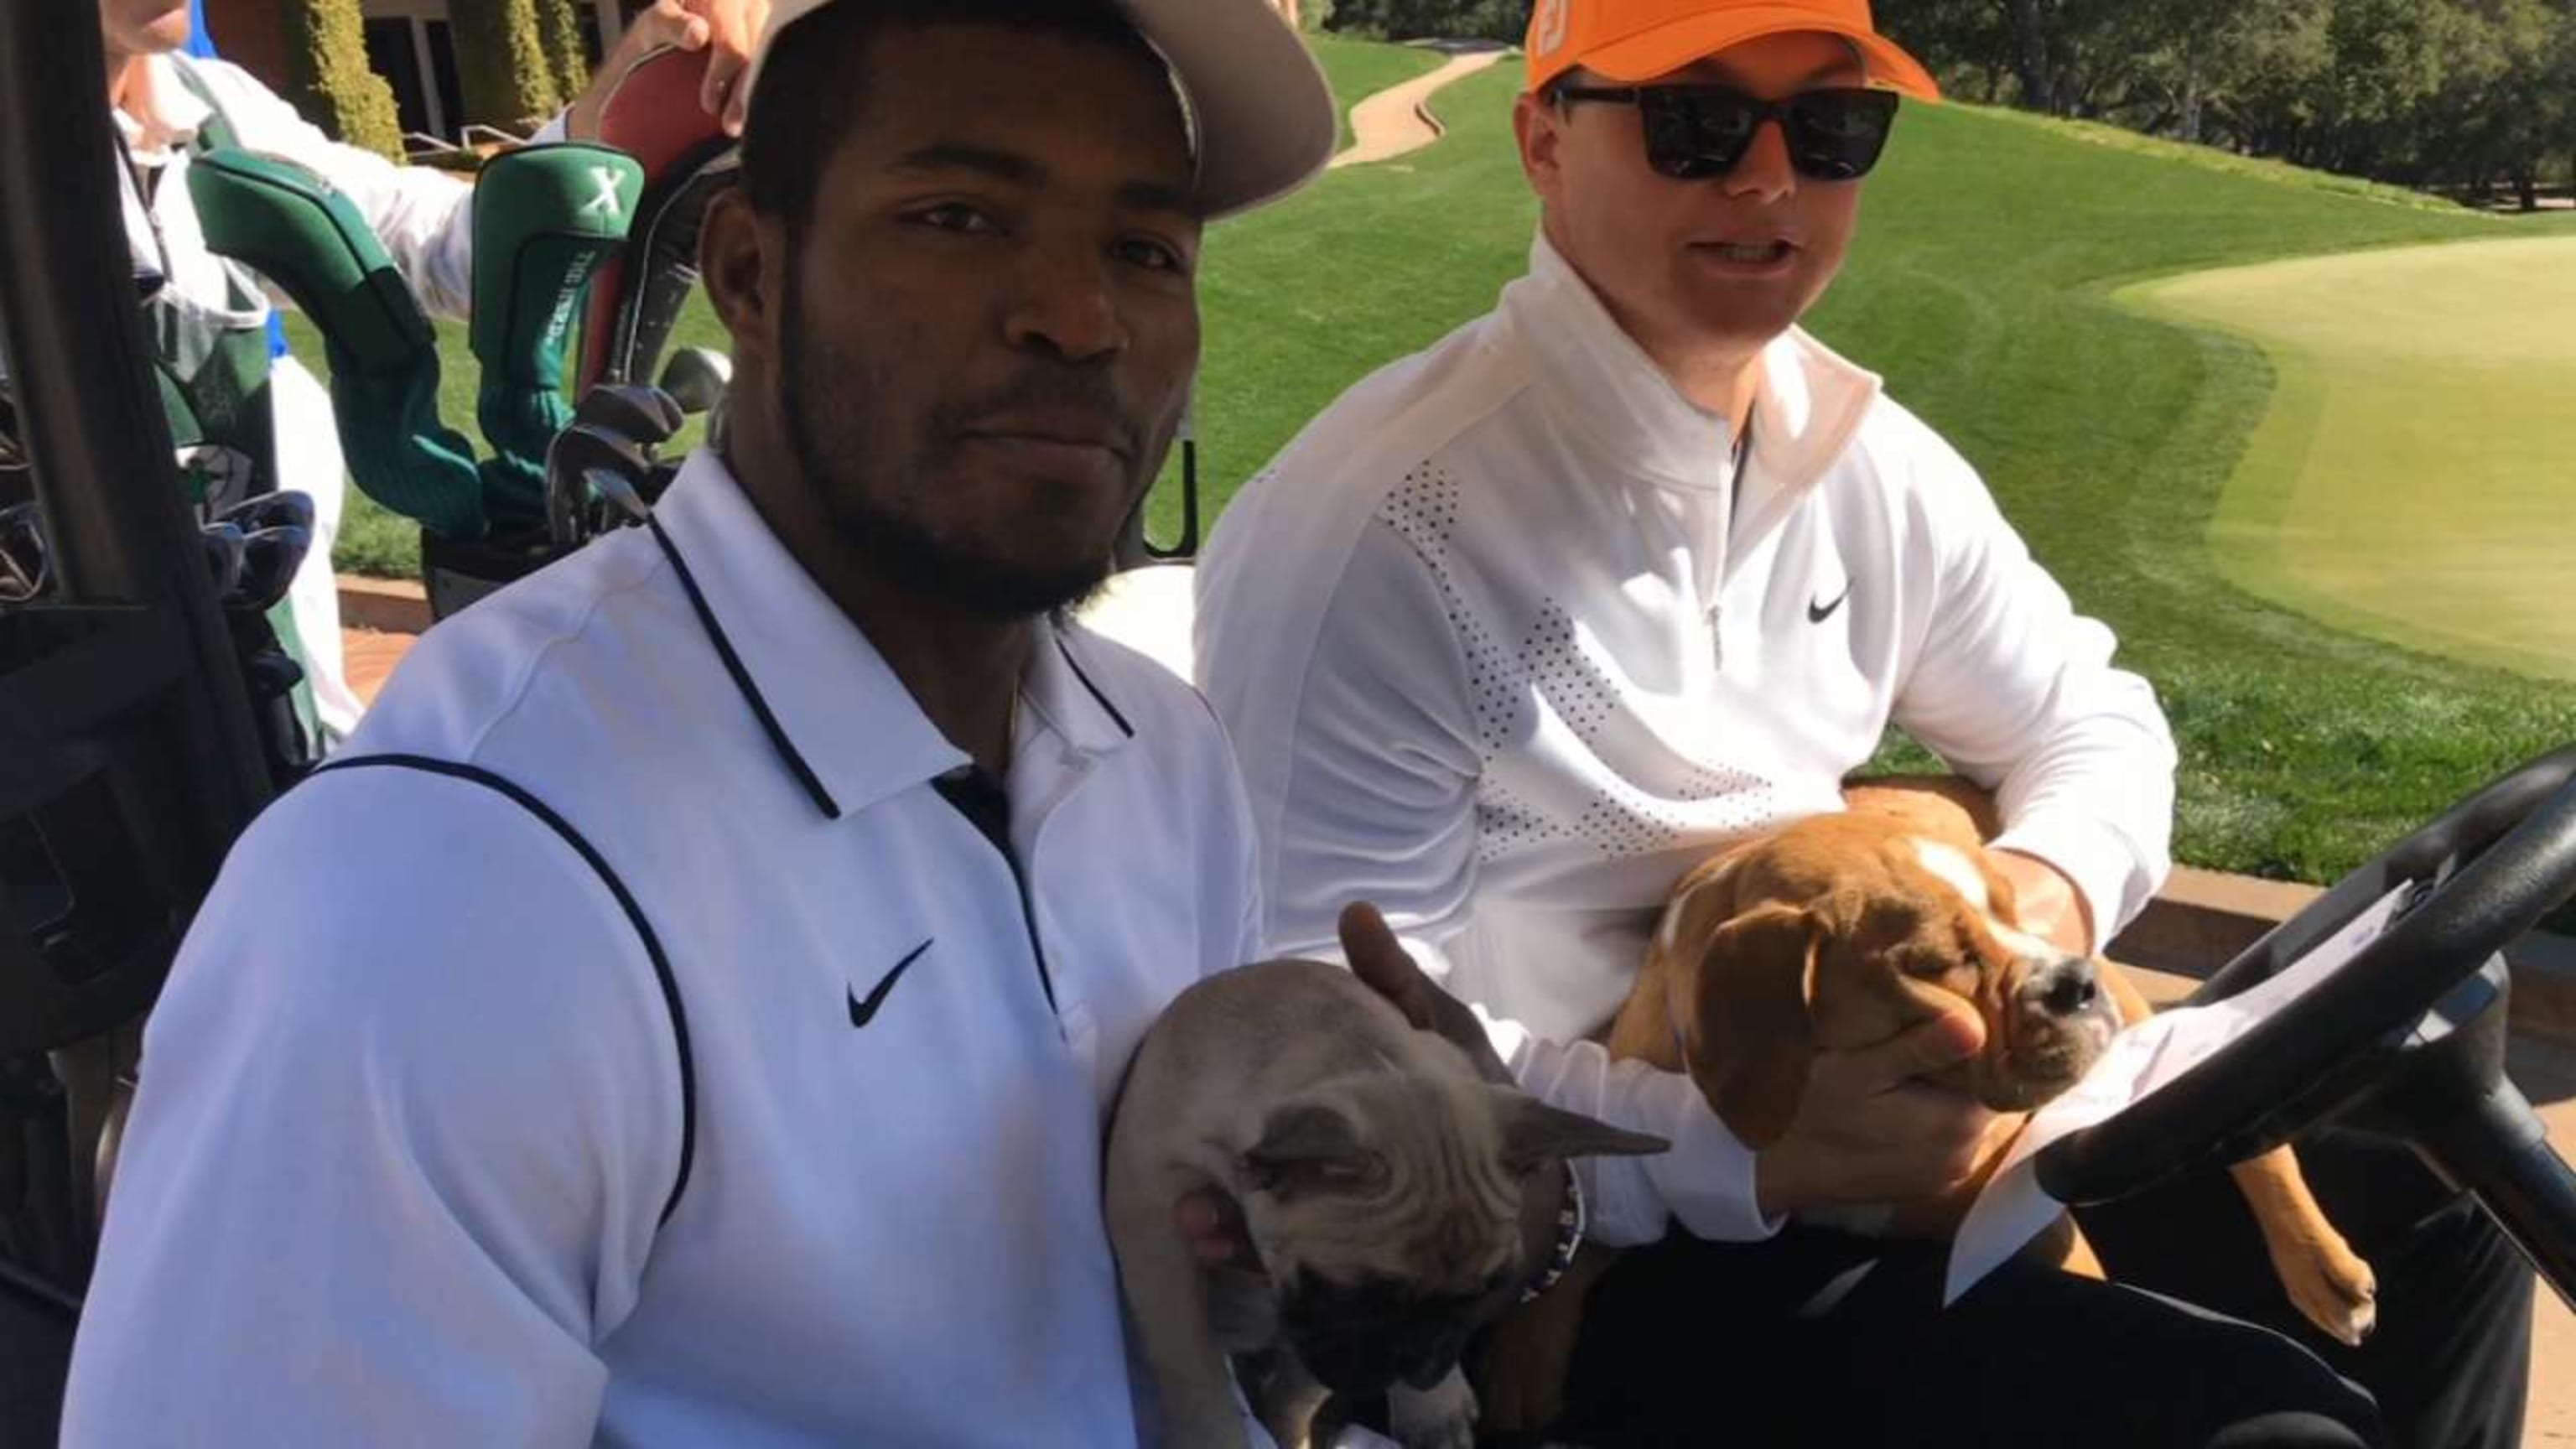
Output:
[60, 3, 1369, 1444]
[1199, 0, 2531, 1443]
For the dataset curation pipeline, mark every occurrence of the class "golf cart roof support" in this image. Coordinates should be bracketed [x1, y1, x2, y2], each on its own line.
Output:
[0, 0, 273, 828]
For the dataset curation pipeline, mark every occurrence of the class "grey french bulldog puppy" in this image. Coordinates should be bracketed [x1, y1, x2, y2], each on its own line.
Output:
[1105, 958, 1669, 1449]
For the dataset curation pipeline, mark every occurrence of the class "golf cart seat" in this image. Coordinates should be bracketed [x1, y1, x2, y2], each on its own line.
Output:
[1074, 562, 1197, 683]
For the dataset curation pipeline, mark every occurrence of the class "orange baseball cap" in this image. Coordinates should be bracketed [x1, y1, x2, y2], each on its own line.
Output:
[1524, 0, 1941, 101]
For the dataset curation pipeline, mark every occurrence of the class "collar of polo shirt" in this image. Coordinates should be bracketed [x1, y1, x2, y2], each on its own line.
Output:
[647, 452, 1139, 822]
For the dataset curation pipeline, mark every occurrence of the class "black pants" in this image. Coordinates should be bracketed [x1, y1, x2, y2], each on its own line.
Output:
[1556, 1131, 2532, 1448]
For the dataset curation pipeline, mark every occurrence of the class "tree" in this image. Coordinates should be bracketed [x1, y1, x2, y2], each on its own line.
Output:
[1881, 0, 2158, 118]
[2199, 0, 2334, 162]
[2449, 0, 2575, 209]
[1323, 0, 1528, 43]
[2558, 2, 2576, 202]
[279, 0, 404, 158]
[2007, 0, 2056, 110]
[2072, 0, 2321, 147]
[533, 0, 592, 108]
[1713, 0, 2576, 202]
[450, 0, 562, 129]
[1877, 0, 2021, 100]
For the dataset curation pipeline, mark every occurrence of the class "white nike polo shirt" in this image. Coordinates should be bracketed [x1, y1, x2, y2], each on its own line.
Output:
[65, 454, 1265, 1446]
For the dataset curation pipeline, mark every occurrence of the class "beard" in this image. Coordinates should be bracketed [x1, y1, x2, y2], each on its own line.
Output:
[775, 246, 1143, 621]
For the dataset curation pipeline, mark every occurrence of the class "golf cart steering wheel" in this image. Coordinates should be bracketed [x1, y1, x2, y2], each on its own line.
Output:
[2037, 745, 2576, 1224]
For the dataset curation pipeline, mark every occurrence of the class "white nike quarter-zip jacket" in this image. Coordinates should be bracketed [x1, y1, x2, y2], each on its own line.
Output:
[1198, 235, 2177, 1247]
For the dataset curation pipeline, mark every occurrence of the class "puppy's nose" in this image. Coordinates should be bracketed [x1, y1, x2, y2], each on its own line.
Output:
[2032, 958, 2101, 1018]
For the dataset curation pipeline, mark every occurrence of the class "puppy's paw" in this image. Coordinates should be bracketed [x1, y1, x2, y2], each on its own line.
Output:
[1387, 1368, 1478, 1449]
[2282, 1239, 2379, 1348]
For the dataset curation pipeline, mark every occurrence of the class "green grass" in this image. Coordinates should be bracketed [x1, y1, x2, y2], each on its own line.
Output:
[2126, 236, 2576, 683]
[314, 45, 2576, 887]
[1306, 34, 1446, 151]
[1967, 107, 2475, 216]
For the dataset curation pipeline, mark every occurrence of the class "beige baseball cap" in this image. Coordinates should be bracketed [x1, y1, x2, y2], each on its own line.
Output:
[742, 0, 1337, 219]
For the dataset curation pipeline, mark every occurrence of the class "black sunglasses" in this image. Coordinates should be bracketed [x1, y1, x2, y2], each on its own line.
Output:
[1552, 84, 1902, 183]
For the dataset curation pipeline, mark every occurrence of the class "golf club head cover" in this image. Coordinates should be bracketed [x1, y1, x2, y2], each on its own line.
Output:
[469, 143, 642, 532]
[187, 148, 488, 539]
[576, 45, 735, 392]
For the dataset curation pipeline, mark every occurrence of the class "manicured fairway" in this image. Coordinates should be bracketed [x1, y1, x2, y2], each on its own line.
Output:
[2127, 235, 2576, 683]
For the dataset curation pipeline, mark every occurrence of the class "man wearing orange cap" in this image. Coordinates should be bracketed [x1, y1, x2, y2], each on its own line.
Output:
[1198, 0, 2531, 1443]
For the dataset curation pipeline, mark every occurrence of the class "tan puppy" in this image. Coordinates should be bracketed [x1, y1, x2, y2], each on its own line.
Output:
[1478, 780, 2377, 1434]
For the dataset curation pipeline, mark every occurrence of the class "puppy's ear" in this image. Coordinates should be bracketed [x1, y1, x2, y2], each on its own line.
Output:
[1489, 1092, 1670, 1176]
[1242, 1101, 1379, 1199]
[1685, 902, 1822, 1150]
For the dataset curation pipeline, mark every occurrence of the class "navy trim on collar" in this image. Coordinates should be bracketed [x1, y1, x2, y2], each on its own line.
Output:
[641, 460, 1143, 813]
[1052, 629, 1135, 740]
[647, 515, 842, 820]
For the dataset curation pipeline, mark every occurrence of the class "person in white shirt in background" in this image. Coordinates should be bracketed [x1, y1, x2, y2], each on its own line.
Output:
[65, 0, 760, 741]
[1197, 0, 2531, 1443]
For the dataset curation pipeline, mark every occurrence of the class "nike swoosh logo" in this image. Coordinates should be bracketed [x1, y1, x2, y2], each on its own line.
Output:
[849, 938, 932, 1028]
[1808, 582, 1851, 624]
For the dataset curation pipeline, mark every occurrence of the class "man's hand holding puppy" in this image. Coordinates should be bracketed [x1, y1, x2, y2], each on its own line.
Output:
[1751, 1008, 2002, 1220]
[1335, 902, 2018, 1242]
